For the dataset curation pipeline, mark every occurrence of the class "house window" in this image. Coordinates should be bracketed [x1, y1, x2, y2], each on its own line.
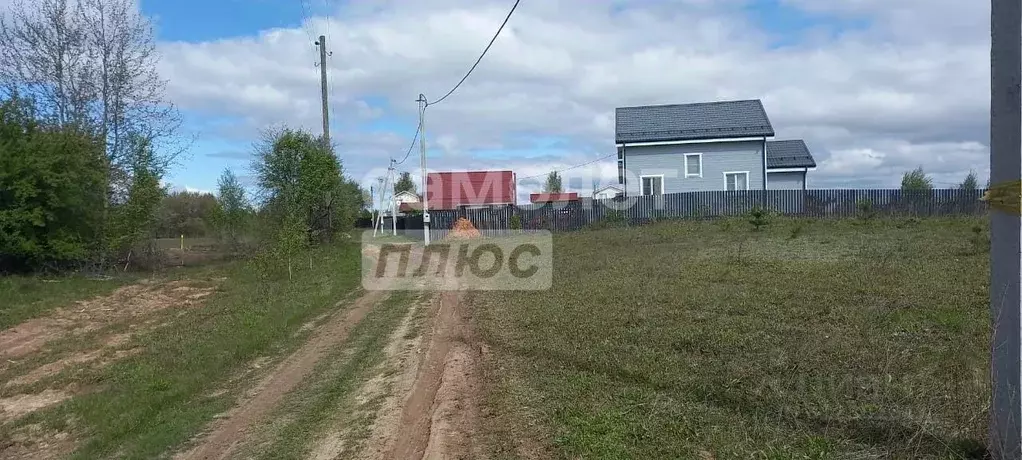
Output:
[684, 153, 702, 177]
[641, 175, 663, 196]
[725, 172, 749, 191]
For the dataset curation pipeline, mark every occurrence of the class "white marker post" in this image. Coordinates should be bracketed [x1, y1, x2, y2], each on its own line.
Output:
[989, 0, 1022, 456]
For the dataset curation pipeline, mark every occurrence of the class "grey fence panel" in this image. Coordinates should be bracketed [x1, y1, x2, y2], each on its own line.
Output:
[418, 189, 988, 240]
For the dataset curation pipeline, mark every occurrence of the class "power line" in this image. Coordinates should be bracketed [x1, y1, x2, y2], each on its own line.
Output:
[426, 0, 521, 107]
[517, 152, 616, 181]
[323, 0, 338, 134]
[393, 122, 421, 166]
[298, 0, 317, 43]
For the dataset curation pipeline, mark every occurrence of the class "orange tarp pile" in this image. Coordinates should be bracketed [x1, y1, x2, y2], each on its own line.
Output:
[448, 217, 481, 239]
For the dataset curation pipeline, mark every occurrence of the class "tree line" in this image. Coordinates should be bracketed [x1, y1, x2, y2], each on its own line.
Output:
[901, 167, 986, 192]
[0, 0, 366, 275]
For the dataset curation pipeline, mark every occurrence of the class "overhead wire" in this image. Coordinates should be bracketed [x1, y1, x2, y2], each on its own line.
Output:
[393, 121, 421, 166]
[425, 0, 521, 107]
[323, 0, 339, 139]
[389, 0, 521, 183]
[517, 152, 616, 182]
[298, 0, 317, 44]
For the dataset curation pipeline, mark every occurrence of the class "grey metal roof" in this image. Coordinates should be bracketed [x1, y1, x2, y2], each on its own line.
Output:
[766, 139, 816, 169]
[615, 99, 775, 143]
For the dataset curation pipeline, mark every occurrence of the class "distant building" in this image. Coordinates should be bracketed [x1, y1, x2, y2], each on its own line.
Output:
[530, 192, 580, 204]
[393, 191, 421, 214]
[426, 170, 517, 210]
[592, 184, 624, 200]
[615, 99, 817, 195]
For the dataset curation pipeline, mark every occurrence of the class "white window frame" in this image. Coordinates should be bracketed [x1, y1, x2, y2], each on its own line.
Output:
[723, 171, 750, 191]
[684, 153, 703, 178]
[639, 174, 664, 196]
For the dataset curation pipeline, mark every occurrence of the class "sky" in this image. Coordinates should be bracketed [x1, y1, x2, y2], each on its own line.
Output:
[125, 0, 990, 200]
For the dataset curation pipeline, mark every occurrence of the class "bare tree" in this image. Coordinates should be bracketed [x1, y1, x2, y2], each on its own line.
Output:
[79, 0, 183, 175]
[0, 0, 94, 126]
[0, 0, 183, 180]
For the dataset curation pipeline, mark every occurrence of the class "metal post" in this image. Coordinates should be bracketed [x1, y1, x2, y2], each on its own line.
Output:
[418, 94, 430, 245]
[989, 0, 1022, 456]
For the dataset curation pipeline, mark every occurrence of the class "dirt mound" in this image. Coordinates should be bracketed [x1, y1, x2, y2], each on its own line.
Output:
[447, 218, 481, 240]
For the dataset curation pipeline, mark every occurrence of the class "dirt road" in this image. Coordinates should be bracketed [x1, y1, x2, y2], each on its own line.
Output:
[368, 288, 486, 460]
[177, 243, 491, 460]
[175, 289, 386, 460]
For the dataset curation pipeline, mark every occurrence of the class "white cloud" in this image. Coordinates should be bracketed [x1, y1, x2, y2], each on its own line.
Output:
[147, 0, 990, 193]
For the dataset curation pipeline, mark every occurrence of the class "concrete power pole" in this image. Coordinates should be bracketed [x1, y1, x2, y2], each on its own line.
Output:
[989, 0, 1022, 456]
[315, 35, 330, 147]
[418, 94, 430, 245]
[390, 161, 398, 237]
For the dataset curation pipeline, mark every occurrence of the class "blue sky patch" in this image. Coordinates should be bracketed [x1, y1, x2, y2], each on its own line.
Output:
[743, 0, 870, 48]
[142, 0, 307, 43]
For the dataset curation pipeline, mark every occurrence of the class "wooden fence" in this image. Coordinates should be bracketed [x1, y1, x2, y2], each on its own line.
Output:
[416, 188, 988, 241]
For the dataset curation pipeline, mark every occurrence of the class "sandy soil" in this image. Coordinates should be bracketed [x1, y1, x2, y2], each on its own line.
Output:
[382, 289, 486, 460]
[308, 295, 426, 460]
[0, 423, 76, 460]
[0, 278, 219, 459]
[0, 279, 215, 361]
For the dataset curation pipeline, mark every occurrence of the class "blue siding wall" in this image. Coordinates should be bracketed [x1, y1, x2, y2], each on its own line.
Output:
[622, 140, 765, 195]
[766, 171, 805, 190]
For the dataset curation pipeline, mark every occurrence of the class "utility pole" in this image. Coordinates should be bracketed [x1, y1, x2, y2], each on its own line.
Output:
[989, 0, 1022, 455]
[390, 161, 398, 237]
[418, 94, 430, 245]
[373, 176, 386, 238]
[315, 35, 330, 147]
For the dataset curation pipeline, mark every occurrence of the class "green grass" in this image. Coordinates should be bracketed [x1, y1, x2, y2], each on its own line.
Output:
[0, 274, 140, 329]
[1, 242, 366, 459]
[474, 217, 990, 459]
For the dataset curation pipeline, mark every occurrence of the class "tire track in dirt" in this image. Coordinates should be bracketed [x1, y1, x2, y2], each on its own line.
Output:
[308, 294, 427, 460]
[381, 288, 487, 460]
[175, 288, 387, 460]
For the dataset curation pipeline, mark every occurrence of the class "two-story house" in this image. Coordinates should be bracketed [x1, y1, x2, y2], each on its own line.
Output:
[615, 99, 816, 196]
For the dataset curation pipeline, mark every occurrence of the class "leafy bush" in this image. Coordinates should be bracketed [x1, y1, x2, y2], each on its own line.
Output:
[605, 209, 627, 225]
[969, 222, 990, 254]
[585, 209, 627, 231]
[789, 221, 806, 240]
[0, 96, 108, 271]
[509, 214, 522, 230]
[856, 198, 876, 220]
[747, 206, 771, 231]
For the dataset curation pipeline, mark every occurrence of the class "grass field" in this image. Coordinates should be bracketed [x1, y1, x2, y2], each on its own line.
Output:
[474, 216, 991, 459]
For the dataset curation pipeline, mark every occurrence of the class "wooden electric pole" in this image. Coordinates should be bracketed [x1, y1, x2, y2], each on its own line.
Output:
[315, 35, 330, 147]
[989, 0, 1022, 456]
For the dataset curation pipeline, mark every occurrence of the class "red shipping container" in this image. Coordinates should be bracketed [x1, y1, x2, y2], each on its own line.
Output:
[425, 170, 517, 210]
